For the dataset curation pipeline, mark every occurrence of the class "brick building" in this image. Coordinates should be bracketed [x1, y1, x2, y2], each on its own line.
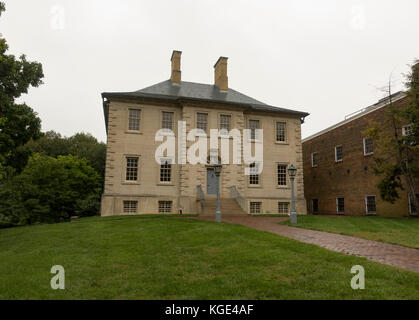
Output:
[100, 51, 309, 216]
[302, 92, 418, 217]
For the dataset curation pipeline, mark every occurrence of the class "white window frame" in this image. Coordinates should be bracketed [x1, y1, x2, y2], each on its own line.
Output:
[365, 195, 376, 215]
[335, 145, 343, 162]
[123, 200, 138, 214]
[124, 156, 140, 182]
[249, 201, 262, 214]
[336, 197, 344, 214]
[311, 152, 318, 167]
[363, 137, 374, 156]
[159, 157, 173, 183]
[158, 200, 173, 213]
[127, 108, 141, 132]
[402, 124, 412, 136]
[408, 193, 419, 216]
[278, 202, 289, 214]
[275, 121, 286, 142]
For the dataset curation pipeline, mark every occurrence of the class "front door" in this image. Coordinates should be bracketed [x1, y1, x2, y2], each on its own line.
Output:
[206, 168, 217, 195]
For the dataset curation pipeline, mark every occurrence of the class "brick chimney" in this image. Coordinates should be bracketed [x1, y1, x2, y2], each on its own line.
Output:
[170, 50, 182, 83]
[214, 56, 228, 91]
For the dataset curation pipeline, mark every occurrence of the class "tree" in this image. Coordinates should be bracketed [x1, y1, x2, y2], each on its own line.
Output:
[0, 2, 44, 175]
[364, 60, 419, 212]
[0, 154, 102, 227]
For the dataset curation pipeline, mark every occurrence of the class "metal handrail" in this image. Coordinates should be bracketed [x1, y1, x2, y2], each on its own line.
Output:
[229, 186, 246, 212]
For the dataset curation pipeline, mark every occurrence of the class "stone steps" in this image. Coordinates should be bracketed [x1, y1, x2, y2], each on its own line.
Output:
[201, 197, 247, 216]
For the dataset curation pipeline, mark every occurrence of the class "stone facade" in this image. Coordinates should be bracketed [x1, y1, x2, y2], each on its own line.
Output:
[100, 51, 308, 216]
[302, 92, 418, 217]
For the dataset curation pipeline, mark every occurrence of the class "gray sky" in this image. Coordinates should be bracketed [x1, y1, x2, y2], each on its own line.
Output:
[1, 0, 418, 143]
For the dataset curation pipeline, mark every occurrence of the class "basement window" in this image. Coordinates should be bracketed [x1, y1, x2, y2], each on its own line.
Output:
[123, 201, 138, 214]
[158, 201, 172, 213]
[312, 199, 319, 214]
[250, 202, 262, 214]
[365, 195, 376, 214]
[278, 202, 289, 214]
[336, 197, 344, 214]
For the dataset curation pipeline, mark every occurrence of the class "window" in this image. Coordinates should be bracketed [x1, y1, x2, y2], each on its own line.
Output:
[276, 122, 286, 142]
[408, 193, 419, 215]
[402, 124, 412, 136]
[128, 109, 141, 131]
[365, 195, 376, 214]
[363, 137, 374, 155]
[277, 164, 287, 186]
[197, 113, 208, 133]
[125, 157, 139, 181]
[159, 159, 172, 182]
[162, 112, 173, 130]
[123, 200, 137, 213]
[312, 199, 319, 214]
[311, 152, 318, 167]
[249, 163, 259, 185]
[220, 114, 231, 132]
[336, 197, 344, 214]
[249, 120, 259, 140]
[278, 202, 289, 214]
[335, 145, 343, 162]
[250, 202, 261, 214]
[158, 201, 172, 213]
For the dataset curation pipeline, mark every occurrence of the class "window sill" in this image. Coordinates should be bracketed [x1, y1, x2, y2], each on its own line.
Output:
[122, 181, 141, 185]
[125, 130, 143, 135]
[157, 183, 174, 186]
[275, 141, 289, 145]
[248, 185, 263, 188]
[335, 159, 343, 163]
[312, 165, 318, 168]
[276, 186, 290, 189]
[364, 153, 374, 156]
[366, 212, 376, 215]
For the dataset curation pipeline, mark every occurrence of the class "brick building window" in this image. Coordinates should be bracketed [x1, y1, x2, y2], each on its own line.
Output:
[365, 195, 376, 214]
[277, 164, 287, 186]
[402, 124, 412, 136]
[128, 109, 141, 131]
[336, 197, 344, 214]
[250, 202, 261, 214]
[249, 163, 260, 185]
[363, 137, 374, 155]
[220, 114, 231, 132]
[408, 193, 419, 215]
[312, 199, 319, 214]
[335, 145, 343, 162]
[158, 201, 172, 213]
[276, 122, 286, 142]
[311, 152, 318, 167]
[249, 120, 259, 140]
[123, 200, 137, 213]
[278, 202, 289, 214]
[162, 112, 173, 130]
[159, 159, 172, 182]
[197, 113, 208, 133]
[125, 157, 139, 181]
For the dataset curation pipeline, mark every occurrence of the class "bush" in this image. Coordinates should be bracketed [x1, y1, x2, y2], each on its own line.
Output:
[0, 154, 102, 227]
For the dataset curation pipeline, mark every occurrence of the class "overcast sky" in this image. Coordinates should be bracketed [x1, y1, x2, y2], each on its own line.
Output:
[1, 0, 418, 142]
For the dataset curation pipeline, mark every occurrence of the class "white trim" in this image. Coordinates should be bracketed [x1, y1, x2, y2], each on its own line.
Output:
[365, 195, 376, 215]
[363, 137, 374, 156]
[336, 197, 344, 214]
[335, 145, 343, 162]
[311, 152, 318, 167]
[302, 92, 407, 143]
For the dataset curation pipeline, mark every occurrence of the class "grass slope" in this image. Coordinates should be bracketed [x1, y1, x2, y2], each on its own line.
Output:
[0, 216, 418, 299]
[280, 216, 419, 249]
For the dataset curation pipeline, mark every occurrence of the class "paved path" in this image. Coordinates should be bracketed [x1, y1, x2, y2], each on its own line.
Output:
[198, 215, 419, 273]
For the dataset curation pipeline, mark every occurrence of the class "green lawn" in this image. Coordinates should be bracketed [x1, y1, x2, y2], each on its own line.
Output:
[280, 215, 419, 249]
[0, 215, 418, 299]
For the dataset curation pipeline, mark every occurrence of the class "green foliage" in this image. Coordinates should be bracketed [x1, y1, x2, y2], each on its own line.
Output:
[0, 3, 44, 174]
[27, 131, 106, 179]
[363, 61, 419, 203]
[0, 154, 102, 227]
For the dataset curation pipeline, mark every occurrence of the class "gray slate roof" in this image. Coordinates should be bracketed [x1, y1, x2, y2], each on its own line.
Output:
[102, 80, 309, 117]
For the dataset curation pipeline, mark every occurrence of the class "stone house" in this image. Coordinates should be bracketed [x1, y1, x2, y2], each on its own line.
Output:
[100, 51, 309, 216]
[302, 91, 418, 217]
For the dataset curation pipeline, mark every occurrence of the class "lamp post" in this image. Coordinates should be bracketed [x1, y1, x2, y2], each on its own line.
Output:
[288, 164, 297, 224]
[214, 163, 222, 222]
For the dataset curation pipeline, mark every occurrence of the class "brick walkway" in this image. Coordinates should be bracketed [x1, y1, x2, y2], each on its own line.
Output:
[198, 215, 419, 273]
